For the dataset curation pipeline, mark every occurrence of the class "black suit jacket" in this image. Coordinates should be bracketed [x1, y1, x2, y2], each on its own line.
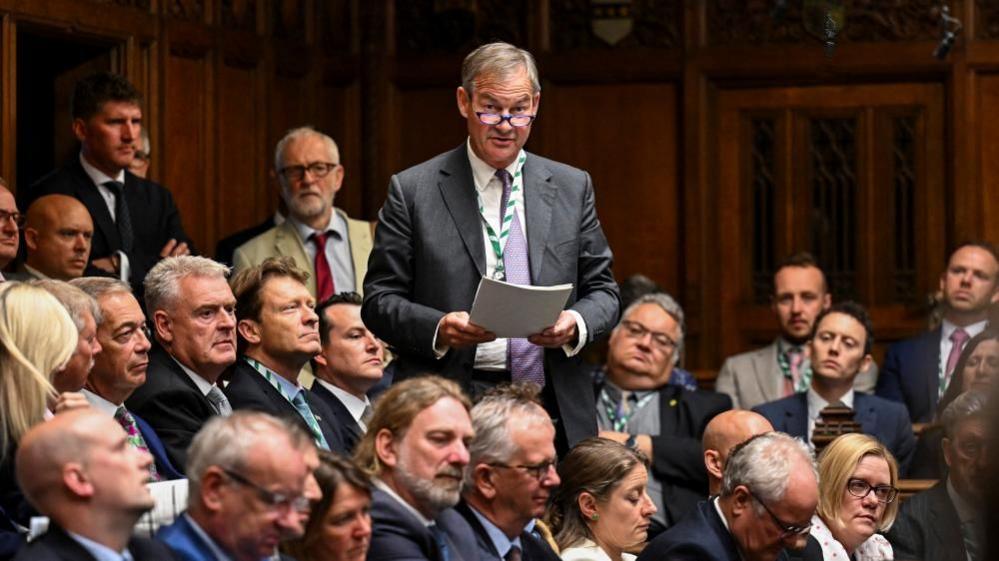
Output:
[454, 501, 560, 561]
[363, 145, 620, 449]
[28, 158, 191, 293]
[368, 488, 478, 561]
[223, 358, 348, 454]
[875, 329, 941, 423]
[214, 216, 277, 267]
[126, 346, 222, 471]
[12, 524, 177, 561]
[593, 369, 732, 526]
[308, 381, 365, 454]
[886, 480, 968, 561]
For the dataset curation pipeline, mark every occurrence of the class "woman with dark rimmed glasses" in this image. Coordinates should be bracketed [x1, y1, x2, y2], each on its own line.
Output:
[810, 433, 899, 561]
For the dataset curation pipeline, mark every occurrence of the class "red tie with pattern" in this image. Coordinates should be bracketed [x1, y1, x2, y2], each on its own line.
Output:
[115, 406, 162, 482]
[310, 231, 335, 302]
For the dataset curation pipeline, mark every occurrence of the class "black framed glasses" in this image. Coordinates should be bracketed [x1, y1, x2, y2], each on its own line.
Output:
[0, 210, 25, 228]
[475, 112, 536, 128]
[749, 491, 811, 538]
[846, 478, 898, 504]
[619, 320, 677, 351]
[278, 162, 339, 182]
[488, 459, 557, 481]
[221, 467, 310, 513]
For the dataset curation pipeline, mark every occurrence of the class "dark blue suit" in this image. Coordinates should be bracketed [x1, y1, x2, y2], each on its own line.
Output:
[13, 524, 176, 561]
[875, 329, 941, 423]
[308, 382, 364, 454]
[368, 488, 478, 561]
[134, 411, 184, 481]
[157, 514, 295, 561]
[637, 500, 742, 561]
[454, 501, 560, 561]
[752, 392, 915, 475]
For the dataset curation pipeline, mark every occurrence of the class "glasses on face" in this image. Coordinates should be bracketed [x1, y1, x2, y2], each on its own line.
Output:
[278, 162, 339, 182]
[846, 478, 898, 504]
[749, 491, 811, 538]
[488, 459, 557, 481]
[620, 320, 677, 351]
[222, 467, 310, 514]
[474, 112, 536, 128]
[0, 210, 25, 228]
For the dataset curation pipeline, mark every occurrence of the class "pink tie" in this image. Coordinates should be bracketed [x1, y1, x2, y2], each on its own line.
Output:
[943, 328, 970, 394]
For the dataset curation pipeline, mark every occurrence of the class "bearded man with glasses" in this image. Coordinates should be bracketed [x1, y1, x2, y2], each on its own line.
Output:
[234, 126, 373, 301]
[592, 293, 731, 535]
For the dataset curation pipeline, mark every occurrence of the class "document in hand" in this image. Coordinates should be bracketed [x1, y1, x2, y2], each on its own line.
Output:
[469, 277, 573, 338]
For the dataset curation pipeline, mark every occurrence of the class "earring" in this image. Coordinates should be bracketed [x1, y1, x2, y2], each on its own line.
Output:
[590, 513, 599, 521]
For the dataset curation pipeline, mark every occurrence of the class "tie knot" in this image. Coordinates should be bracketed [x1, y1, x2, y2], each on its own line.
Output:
[495, 168, 513, 191]
[311, 231, 330, 247]
[103, 180, 124, 194]
[952, 327, 970, 345]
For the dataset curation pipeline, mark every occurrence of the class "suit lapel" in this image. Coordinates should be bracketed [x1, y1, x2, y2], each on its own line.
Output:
[274, 222, 317, 296]
[438, 148, 486, 276]
[657, 385, 681, 436]
[522, 155, 554, 282]
[754, 342, 782, 403]
[782, 394, 808, 438]
[922, 327, 942, 412]
[70, 160, 121, 251]
[853, 394, 878, 436]
[927, 483, 967, 560]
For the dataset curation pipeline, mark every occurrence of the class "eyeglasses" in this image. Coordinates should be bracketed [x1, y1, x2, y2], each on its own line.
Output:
[620, 320, 677, 351]
[488, 459, 557, 481]
[846, 478, 898, 504]
[221, 467, 310, 513]
[749, 491, 811, 538]
[278, 162, 339, 182]
[475, 112, 536, 128]
[0, 210, 25, 228]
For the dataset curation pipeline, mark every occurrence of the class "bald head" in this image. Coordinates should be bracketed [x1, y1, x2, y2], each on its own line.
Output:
[24, 195, 93, 279]
[702, 410, 773, 495]
[0, 183, 18, 267]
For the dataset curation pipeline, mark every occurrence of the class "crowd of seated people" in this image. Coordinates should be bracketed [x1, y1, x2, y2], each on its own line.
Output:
[0, 40, 997, 561]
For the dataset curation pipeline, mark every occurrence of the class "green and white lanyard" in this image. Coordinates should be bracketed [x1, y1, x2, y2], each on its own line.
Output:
[477, 152, 527, 280]
[600, 389, 656, 433]
[244, 357, 330, 450]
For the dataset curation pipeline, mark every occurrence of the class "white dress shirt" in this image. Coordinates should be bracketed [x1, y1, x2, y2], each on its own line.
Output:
[78, 153, 131, 282]
[288, 208, 356, 293]
[314, 378, 371, 431]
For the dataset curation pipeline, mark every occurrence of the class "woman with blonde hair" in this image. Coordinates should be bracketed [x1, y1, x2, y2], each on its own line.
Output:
[546, 438, 657, 561]
[811, 433, 900, 561]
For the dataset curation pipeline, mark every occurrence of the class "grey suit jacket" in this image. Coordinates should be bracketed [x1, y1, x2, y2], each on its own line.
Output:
[715, 339, 878, 410]
[233, 207, 373, 297]
[362, 145, 619, 447]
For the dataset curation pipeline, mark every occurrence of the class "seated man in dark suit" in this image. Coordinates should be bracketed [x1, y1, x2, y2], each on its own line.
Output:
[355, 376, 479, 561]
[638, 432, 818, 561]
[877, 242, 999, 422]
[126, 256, 237, 470]
[594, 293, 732, 529]
[158, 411, 310, 561]
[28, 72, 192, 294]
[702, 410, 774, 496]
[224, 256, 347, 454]
[13, 409, 175, 561]
[459, 383, 561, 561]
[888, 390, 987, 561]
[72, 277, 183, 480]
[754, 301, 916, 474]
[310, 291, 385, 453]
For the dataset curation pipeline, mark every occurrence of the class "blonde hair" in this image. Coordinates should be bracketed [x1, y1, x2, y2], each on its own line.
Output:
[816, 434, 899, 533]
[0, 283, 78, 459]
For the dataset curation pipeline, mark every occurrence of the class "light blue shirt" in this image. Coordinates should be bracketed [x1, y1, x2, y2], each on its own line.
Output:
[288, 208, 355, 293]
[67, 531, 134, 561]
[182, 514, 236, 561]
[469, 505, 523, 559]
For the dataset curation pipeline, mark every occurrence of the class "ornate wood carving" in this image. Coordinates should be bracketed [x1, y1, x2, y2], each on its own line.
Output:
[395, 0, 527, 54]
[708, 0, 939, 45]
[892, 115, 918, 304]
[809, 118, 858, 301]
[167, 0, 204, 21]
[550, 0, 679, 51]
[976, 0, 999, 39]
[750, 118, 777, 305]
[222, 0, 257, 32]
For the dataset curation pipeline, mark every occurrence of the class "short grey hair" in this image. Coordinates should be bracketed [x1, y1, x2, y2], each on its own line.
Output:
[619, 292, 686, 366]
[186, 411, 309, 496]
[941, 390, 988, 439]
[465, 383, 551, 489]
[461, 42, 540, 96]
[70, 277, 132, 303]
[273, 126, 340, 174]
[30, 279, 102, 331]
[144, 255, 230, 312]
[722, 432, 817, 509]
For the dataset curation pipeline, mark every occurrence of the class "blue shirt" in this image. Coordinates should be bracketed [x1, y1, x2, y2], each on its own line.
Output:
[469, 505, 524, 559]
[67, 531, 134, 561]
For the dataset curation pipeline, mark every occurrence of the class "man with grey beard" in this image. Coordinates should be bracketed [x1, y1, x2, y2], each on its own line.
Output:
[354, 376, 479, 561]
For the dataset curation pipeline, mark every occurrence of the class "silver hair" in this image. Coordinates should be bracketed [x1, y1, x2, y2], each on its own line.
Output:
[70, 277, 132, 303]
[461, 42, 540, 96]
[464, 390, 552, 490]
[30, 279, 102, 331]
[722, 432, 817, 508]
[186, 411, 309, 496]
[618, 292, 686, 366]
[144, 255, 230, 312]
[273, 126, 340, 176]
[941, 390, 988, 439]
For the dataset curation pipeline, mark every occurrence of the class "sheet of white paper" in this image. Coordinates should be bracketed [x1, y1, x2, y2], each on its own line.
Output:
[469, 277, 573, 338]
[134, 479, 189, 538]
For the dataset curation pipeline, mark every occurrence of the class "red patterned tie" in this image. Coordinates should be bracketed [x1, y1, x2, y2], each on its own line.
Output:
[310, 231, 335, 302]
[114, 406, 162, 482]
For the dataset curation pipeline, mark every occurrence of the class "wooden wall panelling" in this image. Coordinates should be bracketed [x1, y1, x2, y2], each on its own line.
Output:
[975, 72, 999, 245]
[1, 14, 14, 187]
[315, 75, 363, 219]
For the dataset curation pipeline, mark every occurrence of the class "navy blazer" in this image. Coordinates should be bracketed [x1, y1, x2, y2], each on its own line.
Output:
[223, 359, 348, 455]
[133, 411, 184, 481]
[454, 501, 560, 561]
[875, 329, 941, 423]
[368, 488, 478, 561]
[752, 392, 916, 475]
[308, 382, 364, 454]
[886, 480, 968, 561]
[13, 524, 176, 561]
[158, 514, 293, 561]
[637, 500, 743, 561]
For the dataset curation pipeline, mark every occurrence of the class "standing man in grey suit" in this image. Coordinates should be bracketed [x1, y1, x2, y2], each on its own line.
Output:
[362, 42, 619, 452]
[716, 252, 876, 410]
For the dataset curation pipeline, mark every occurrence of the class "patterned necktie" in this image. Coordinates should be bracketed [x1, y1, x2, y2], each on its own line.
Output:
[505, 545, 522, 561]
[102, 181, 134, 254]
[496, 169, 545, 387]
[206, 385, 232, 416]
[291, 389, 331, 451]
[783, 346, 804, 396]
[360, 403, 373, 429]
[310, 231, 335, 302]
[114, 406, 162, 481]
[962, 519, 982, 561]
[429, 523, 451, 561]
[943, 328, 970, 396]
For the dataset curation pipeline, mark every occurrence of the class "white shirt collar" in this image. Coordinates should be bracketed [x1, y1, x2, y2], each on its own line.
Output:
[170, 356, 216, 397]
[288, 207, 347, 244]
[314, 378, 369, 424]
[947, 477, 978, 524]
[806, 386, 855, 420]
[941, 318, 989, 341]
[82, 388, 124, 414]
[79, 152, 125, 186]
[469, 505, 522, 557]
[67, 530, 132, 561]
[465, 138, 524, 193]
[373, 477, 434, 526]
[712, 497, 745, 561]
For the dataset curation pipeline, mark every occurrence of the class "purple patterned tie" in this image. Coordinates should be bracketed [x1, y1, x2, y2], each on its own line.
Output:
[497, 169, 546, 387]
[115, 406, 162, 482]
